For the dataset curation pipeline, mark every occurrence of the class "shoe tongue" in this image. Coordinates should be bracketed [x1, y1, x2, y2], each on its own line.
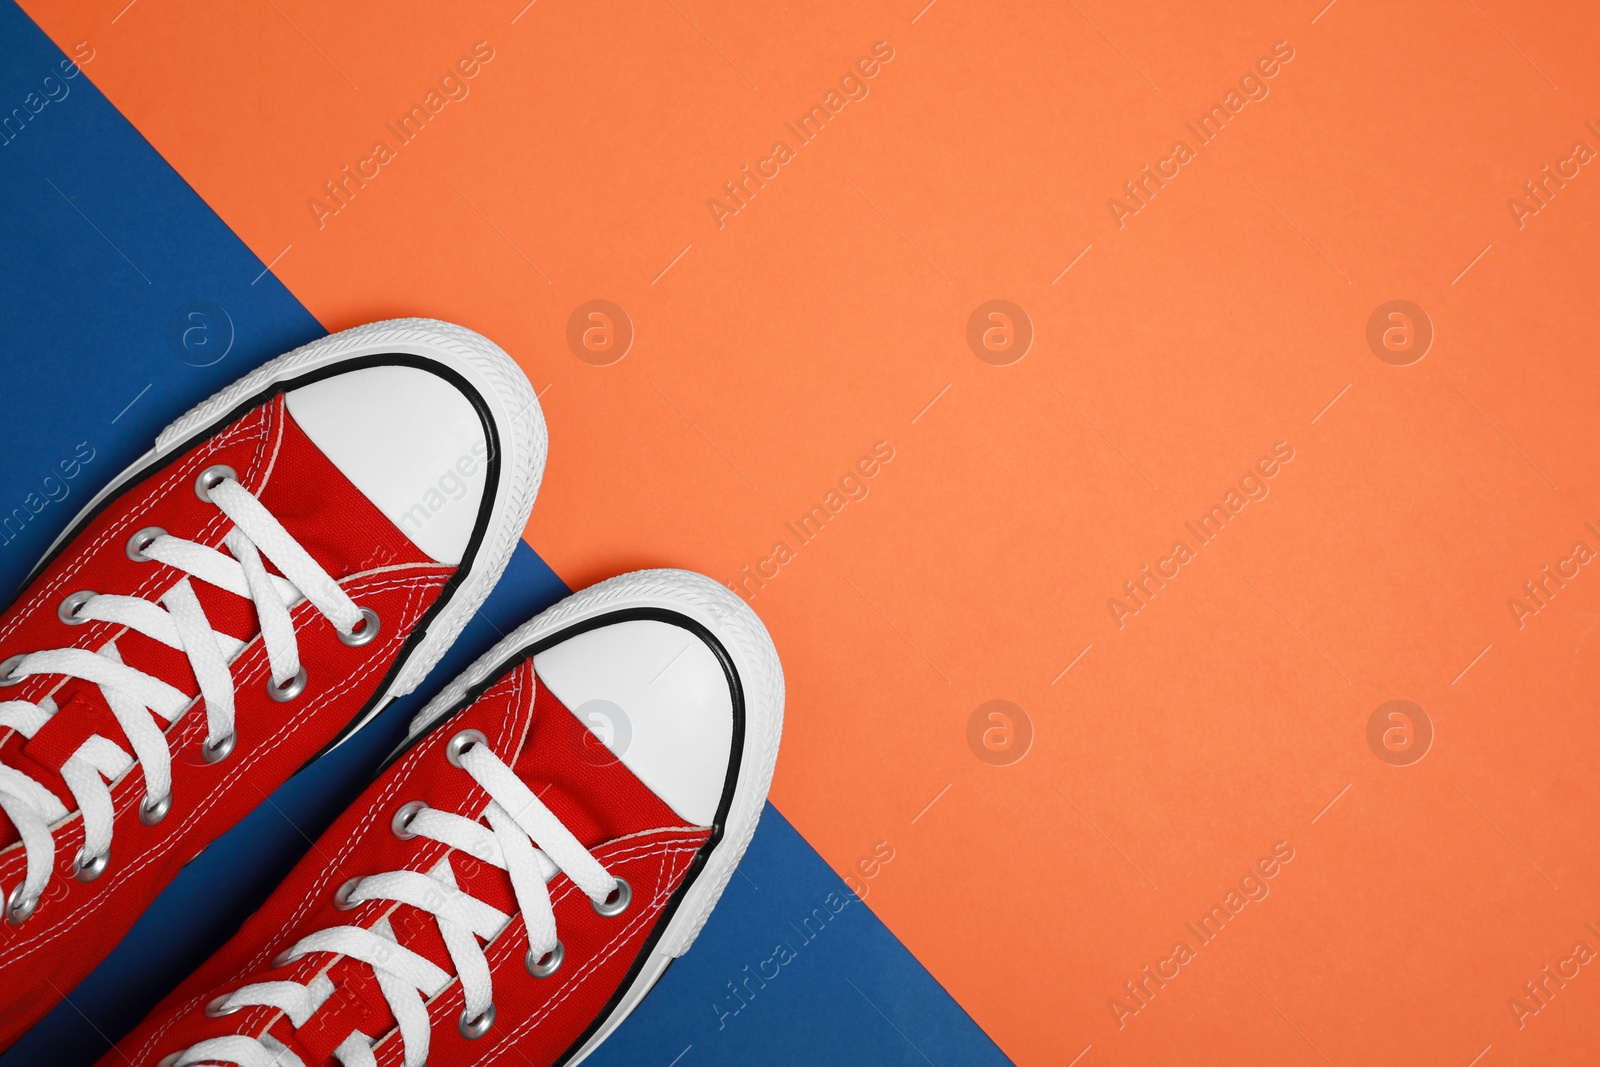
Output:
[268, 665, 688, 1063]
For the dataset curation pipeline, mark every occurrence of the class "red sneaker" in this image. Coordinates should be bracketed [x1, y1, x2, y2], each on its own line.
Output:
[0, 319, 545, 1049]
[108, 569, 783, 1067]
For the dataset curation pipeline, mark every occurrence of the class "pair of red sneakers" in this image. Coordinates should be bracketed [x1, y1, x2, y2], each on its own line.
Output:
[0, 321, 784, 1067]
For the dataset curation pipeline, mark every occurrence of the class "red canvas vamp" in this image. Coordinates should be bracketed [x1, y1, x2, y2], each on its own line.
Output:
[0, 393, 457, 1050]
[109, 658, 716, 1067]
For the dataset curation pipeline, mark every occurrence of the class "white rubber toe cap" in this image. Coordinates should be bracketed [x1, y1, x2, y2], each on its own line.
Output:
[285, 365, 488, 565]
[534, 619, 734, 827]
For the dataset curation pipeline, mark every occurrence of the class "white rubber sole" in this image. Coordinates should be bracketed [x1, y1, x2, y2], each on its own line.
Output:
[407, 568, 785, 1066]
[38, 318, 546, 740]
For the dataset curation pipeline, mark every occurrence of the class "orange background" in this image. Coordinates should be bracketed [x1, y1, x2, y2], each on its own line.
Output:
[24, 0, 1600, 1061]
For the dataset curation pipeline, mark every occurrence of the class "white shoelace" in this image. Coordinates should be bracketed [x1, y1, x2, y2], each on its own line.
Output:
[0, 474, 368, 923]
[173, 739, 620, 1067]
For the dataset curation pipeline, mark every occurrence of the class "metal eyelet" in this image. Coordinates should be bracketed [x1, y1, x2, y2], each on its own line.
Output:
[526, 941, 564, 978]
[391, 801, 426, 840]
[140, 792, 173, 826]
[5, 883, 40, 925]
[0, 654, 27, 687]
[333, 877, 364, 910]
[194, 464, 238, 502]
[458, 1001, 495, 1039]
[126, 526, 166, 562]
[202, 730, 236, 764]
[204, 993, 242, 1018]
[73, 847, 110, 883]
[337, 607, 381, 648]
[591, 877, 632, 918]
[266, 666, 307, 703]
[157, 1053, 184, 1067]
[272, 947, 303, 968]
[445, 729, 488, 768]
[58, 590, 97, 625]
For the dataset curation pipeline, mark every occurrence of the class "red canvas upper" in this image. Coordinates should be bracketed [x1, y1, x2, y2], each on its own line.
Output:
[109, 663, 713, 1067]
[0, 394, 456, 1048]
